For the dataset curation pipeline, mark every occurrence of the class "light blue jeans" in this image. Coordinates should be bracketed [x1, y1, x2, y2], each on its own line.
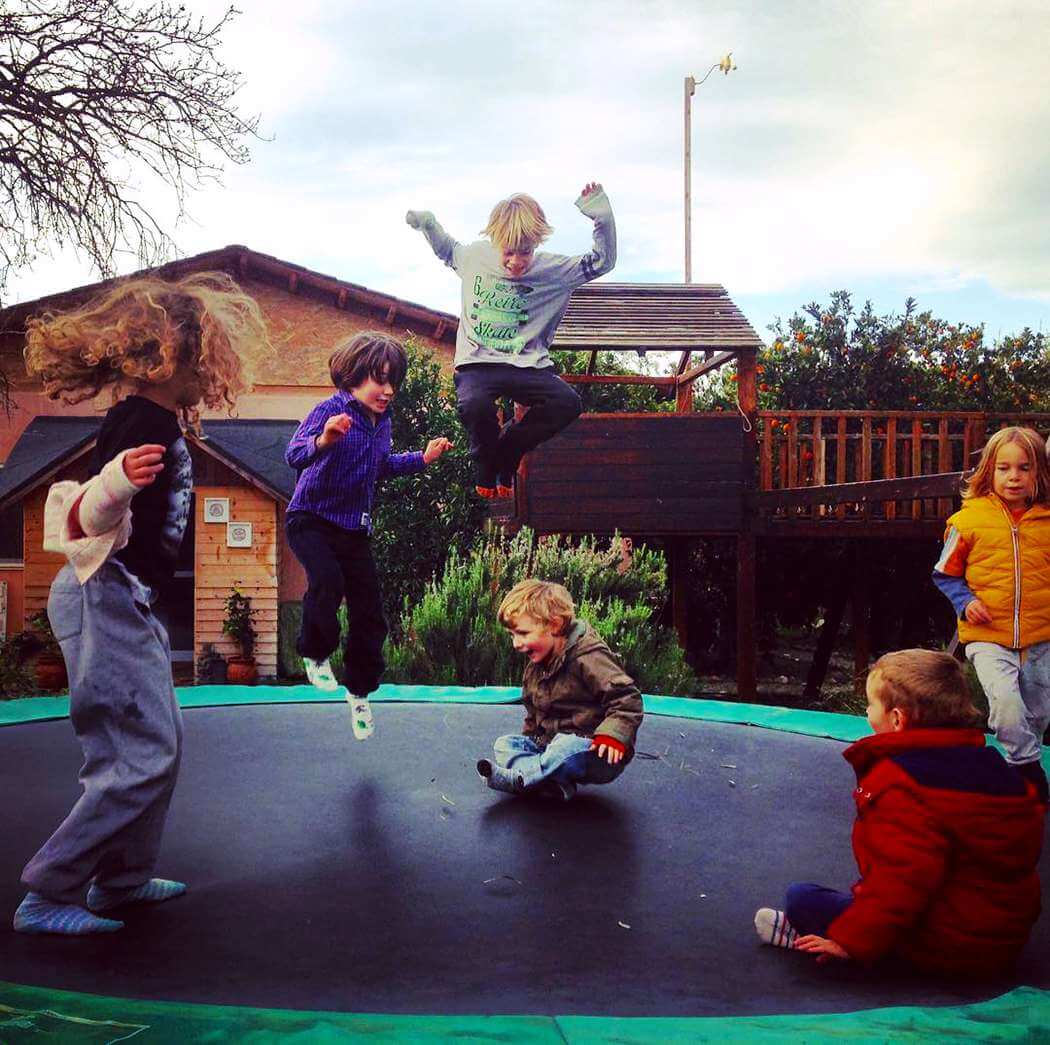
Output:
[967, 640, 1050, 766]
[493, 732, 627, 791]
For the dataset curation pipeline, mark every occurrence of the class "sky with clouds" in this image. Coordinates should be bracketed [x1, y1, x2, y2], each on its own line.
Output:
[6, 0, 1049, 344]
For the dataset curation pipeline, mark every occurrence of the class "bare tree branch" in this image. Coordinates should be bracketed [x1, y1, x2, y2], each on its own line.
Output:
[0, 0, 259, 302]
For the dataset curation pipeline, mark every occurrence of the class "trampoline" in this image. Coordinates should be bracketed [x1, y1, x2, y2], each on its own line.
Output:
[1, 685, 1047, 1042]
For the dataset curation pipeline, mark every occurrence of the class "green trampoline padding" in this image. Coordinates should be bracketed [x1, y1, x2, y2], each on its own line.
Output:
[0, 981, 1046, 1043]
[2, 683, 1046, 769]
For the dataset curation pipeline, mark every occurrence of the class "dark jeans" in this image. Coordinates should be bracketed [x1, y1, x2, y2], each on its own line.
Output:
[453, 363, 582, 486]
[784, 882, 853, 935]
[286, 513, 386, 696]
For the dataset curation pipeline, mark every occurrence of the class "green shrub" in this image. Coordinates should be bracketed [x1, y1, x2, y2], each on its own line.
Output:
[384, 527, 698, 695]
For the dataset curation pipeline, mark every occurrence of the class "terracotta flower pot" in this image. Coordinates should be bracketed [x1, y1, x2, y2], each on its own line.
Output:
[226, 656, 257, 686]
[35, 655, 68, 692]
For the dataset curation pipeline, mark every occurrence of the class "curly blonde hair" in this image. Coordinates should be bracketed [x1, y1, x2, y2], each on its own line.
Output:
[962, 426, 1049, 505]
[24, 271, 271, 428]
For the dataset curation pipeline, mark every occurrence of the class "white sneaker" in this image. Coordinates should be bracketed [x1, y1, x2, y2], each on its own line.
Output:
[347, 694, 375, 740]
[304, 657, 339, 692]
[754, 908, 798, 949]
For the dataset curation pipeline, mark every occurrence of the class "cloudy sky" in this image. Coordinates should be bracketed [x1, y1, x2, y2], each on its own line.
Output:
[7, 0, 1049, 344]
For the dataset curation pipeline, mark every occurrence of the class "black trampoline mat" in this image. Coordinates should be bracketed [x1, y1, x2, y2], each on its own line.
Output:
[1, 702, 1046, 1017]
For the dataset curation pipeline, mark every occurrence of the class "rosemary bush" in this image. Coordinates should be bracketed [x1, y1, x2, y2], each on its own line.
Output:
[385, 527, 697, 695]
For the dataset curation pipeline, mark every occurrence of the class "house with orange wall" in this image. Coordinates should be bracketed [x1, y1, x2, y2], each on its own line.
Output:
[0, 245, 457, 678]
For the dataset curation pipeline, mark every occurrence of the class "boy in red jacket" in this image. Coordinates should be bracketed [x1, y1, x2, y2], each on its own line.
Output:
[754, 649, 1044, 977]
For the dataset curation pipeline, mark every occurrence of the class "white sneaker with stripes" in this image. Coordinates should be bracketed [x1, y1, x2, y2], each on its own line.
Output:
[754, 908, 798, 949]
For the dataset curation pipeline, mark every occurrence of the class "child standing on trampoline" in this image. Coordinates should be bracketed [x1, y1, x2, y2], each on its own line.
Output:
[754, 649, 1044, 976]
[477, 579, 643, 801]
[406, 182, 615, 498]
[932, 426, 1050, 803]
[15, 272, 268, 935]
[284, 331, 452, 737]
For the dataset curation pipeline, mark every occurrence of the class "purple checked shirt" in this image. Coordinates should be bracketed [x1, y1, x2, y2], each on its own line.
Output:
[285, 391, 425, 532]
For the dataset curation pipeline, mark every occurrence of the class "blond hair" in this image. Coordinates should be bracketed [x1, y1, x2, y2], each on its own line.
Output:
[328, 331, 408, 392]
[869, 649, 980, 728]
[482, 194, 553, 251]
[498, 579, 574, 634]
[962, 426, 1049, 505]
[24, 271, 270, 429]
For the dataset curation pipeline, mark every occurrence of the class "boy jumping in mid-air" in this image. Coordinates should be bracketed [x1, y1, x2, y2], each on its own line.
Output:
[284, 331, 452, 738]
[407, 183, 615, 498]
[477, 579, 643, 801]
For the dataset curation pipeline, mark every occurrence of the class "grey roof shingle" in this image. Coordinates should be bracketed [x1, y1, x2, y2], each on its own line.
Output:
[0, 417, 299, 510]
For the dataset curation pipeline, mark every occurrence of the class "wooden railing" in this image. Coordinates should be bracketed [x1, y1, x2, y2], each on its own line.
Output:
[759, 411, 1050, 522]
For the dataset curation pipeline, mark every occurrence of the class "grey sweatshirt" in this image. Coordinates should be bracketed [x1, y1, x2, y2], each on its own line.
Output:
[407, 189, 616, 368]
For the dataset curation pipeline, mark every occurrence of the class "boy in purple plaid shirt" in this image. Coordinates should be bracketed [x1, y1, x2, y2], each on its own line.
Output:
[285, 331, 452, 738]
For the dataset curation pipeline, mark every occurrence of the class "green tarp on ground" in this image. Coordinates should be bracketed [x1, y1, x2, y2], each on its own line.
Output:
[0, 981, 1047, 1043]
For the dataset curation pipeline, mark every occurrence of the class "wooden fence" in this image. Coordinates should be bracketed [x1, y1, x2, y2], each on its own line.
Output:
[759, 411, 1050, 522]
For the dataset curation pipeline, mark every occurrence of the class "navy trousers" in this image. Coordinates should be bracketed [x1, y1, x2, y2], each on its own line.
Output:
[453, 363, 581, 486]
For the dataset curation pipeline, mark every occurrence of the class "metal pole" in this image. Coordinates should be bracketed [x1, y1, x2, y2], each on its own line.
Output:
[684, 75, 695, 284]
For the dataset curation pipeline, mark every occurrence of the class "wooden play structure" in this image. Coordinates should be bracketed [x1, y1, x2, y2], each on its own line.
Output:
[501, 282, 1050, 700]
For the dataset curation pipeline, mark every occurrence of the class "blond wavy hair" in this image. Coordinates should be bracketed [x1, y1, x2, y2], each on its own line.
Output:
[24, 271, 271, 429]
[961, 426, 1049, 505]
[482, 194, 553, 252]
[498, 579, 574, 634]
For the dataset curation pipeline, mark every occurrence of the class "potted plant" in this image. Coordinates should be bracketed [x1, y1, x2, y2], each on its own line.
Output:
[26, 610, 67, 691]
[195, 641, 227, 685]
[222, 589, 257, 685]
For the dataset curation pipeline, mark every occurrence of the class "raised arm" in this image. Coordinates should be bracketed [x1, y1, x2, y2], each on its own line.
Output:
[285, 400, 341, 470]
[406, 210, 464, 272]
[572, 182, 616, 284]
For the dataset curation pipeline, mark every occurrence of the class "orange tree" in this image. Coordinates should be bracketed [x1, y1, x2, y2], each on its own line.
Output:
[697, 290, 1049, 413]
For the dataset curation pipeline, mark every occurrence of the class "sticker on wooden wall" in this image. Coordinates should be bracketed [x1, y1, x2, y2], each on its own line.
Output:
[204, 497, 230, 523]
[227, 521, 253, 548]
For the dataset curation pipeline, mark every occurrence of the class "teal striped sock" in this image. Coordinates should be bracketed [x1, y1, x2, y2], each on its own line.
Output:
[87, 878, 186, 912]
[13, 893, 123, 935]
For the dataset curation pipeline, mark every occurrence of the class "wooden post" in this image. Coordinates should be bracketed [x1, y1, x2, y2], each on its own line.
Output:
[670, 538, 690, 652]
[852, 550, 871, 695]
[736, 349, 759, 701]
[676, 379, 694, 413]
[804, 553, 852, 699]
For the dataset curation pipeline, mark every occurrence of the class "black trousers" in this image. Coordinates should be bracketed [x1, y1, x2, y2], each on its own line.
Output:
[286, 513, 386, 697]
[453, 363, 582, 486]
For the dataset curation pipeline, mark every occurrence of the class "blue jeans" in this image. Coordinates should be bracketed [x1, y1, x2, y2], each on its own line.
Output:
[493, 733, 627, 790]
[784, 883, 853, 936]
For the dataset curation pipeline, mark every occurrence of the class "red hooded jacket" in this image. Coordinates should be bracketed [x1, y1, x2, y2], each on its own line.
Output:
[827, 728, 1044, 975]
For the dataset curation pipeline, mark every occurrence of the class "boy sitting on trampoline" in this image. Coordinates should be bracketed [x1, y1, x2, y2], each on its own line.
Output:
[754, 649, 1044, 977]
[406, 182, 615, 499]
[477, 579, 643, 801]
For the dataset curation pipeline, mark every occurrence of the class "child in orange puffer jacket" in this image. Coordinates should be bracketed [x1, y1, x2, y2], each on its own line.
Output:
[932, 426, 1050, 802]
